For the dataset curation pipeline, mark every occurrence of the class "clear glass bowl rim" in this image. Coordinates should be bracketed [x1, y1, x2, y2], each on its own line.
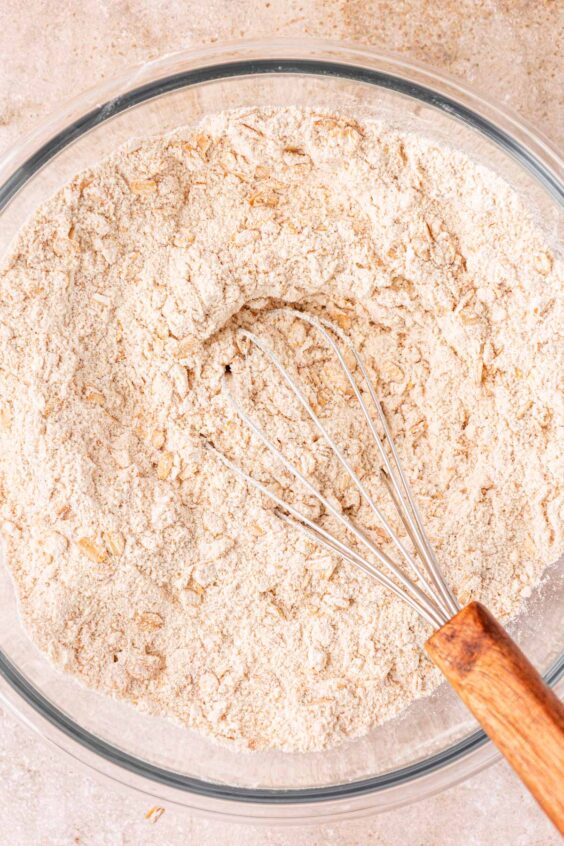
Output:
[0, 37, 562, 821]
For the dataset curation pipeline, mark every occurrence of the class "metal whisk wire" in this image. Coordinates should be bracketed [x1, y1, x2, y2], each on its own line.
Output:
[205, 309, 459, 628]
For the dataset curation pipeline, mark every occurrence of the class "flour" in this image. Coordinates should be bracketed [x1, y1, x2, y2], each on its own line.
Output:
[0, 107, 561, 752]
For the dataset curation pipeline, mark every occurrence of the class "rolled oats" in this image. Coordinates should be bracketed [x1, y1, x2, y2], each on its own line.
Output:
[0, 107, 560, 755]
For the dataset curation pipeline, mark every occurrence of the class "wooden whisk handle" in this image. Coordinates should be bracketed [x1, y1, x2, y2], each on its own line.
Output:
[425, 601, 564, 833]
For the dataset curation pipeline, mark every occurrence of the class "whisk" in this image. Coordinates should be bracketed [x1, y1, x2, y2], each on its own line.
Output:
[206, 308, 564, 831]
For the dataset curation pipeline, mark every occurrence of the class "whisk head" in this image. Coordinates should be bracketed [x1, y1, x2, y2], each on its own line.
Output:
[204, 308, 459, 629]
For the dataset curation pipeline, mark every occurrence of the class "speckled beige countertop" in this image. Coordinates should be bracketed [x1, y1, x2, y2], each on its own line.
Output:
[0, 2, 561, 844]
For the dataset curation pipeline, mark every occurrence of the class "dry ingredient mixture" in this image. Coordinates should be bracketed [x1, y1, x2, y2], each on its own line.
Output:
[0, 108, 561, 753]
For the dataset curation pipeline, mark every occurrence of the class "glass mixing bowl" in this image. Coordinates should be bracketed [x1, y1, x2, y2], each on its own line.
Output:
[0, 39, 562, 824]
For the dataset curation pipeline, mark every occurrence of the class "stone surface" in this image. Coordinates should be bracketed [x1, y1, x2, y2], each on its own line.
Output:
[0, 1, 561, 844]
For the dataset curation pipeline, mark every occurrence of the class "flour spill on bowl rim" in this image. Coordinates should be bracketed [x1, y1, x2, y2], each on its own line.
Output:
[0, 106, 561, 753]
